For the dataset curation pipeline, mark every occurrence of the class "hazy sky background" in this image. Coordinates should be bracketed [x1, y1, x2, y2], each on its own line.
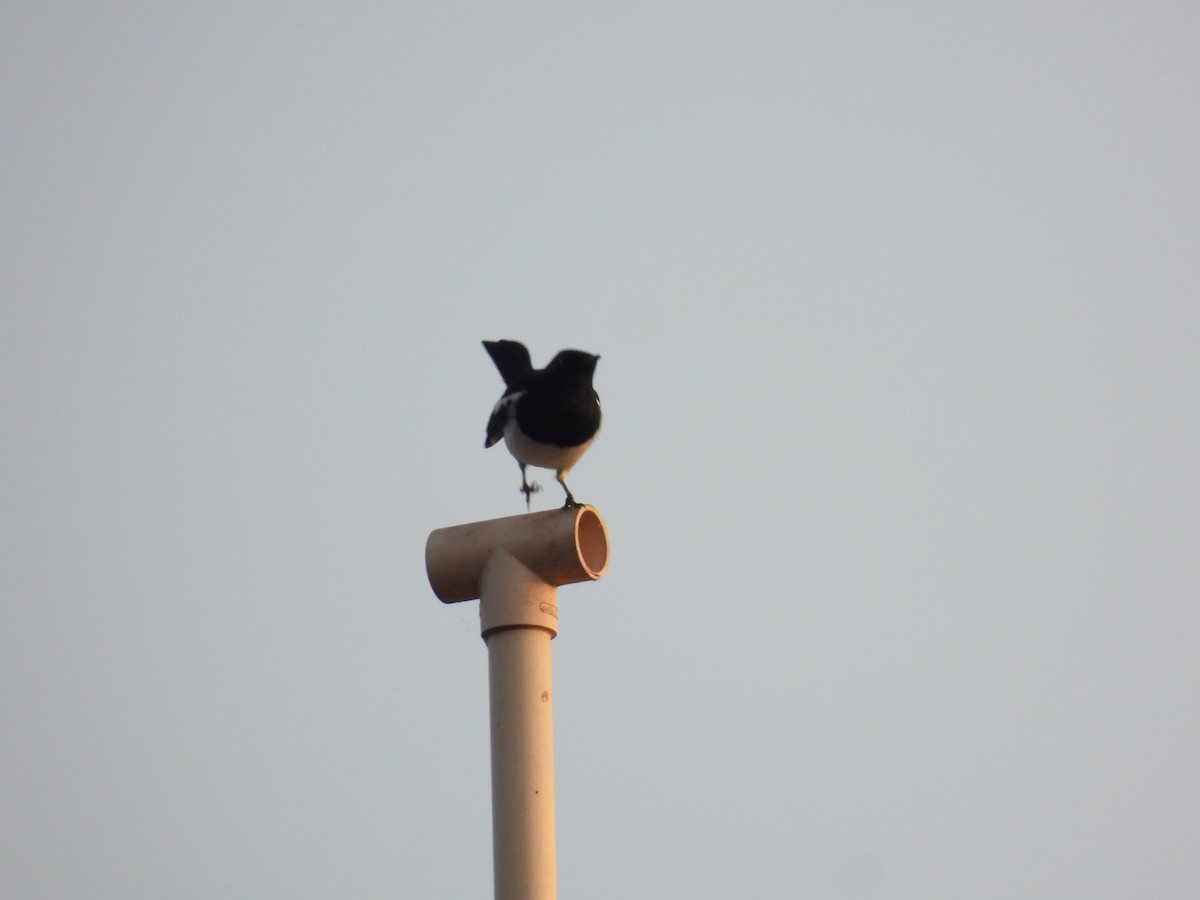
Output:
[3, 3, 1197, 897]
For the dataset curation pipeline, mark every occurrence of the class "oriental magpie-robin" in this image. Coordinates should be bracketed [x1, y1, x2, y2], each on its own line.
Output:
[483, 339, 601, 509]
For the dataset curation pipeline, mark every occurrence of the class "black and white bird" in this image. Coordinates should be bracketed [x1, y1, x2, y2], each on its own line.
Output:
[482, 339, 601, 510]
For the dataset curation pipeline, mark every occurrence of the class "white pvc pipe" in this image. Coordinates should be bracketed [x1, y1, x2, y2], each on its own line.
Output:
[487, 624, 557, 899]
[478, 549, 559, 900]
[425, 507, 609, 900]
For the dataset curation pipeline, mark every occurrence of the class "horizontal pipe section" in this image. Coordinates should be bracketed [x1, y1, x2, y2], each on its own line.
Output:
[425, 505, 608, 604]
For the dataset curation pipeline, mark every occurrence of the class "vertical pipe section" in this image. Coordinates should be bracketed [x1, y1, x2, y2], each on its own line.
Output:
[488, 627, 556, 900]
[479, 549, 560, 900]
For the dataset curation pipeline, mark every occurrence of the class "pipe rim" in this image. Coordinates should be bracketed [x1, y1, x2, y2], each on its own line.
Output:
[575, 506, 609, 579]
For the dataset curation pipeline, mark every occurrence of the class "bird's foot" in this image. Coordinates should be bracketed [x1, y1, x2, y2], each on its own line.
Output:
[520, 480, 542, 510]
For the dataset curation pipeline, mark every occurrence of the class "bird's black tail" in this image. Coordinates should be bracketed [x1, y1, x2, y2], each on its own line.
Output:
[482, 339, 534, 386]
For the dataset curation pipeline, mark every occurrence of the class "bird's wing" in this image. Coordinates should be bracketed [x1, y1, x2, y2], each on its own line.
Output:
[482, 340, 533, 386]
[484, 391, 521, 448]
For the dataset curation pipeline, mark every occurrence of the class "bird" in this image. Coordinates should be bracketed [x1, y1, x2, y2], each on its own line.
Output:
[482, 339, 601, 510]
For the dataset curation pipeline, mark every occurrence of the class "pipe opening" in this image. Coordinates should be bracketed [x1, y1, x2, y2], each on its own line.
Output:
[575, 507, 609, 578]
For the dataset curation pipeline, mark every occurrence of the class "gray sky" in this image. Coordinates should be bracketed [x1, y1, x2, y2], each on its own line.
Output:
[3, 3, 1198, 897]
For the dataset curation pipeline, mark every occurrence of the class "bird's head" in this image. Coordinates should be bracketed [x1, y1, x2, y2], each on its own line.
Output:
[547, 349, 600, 380]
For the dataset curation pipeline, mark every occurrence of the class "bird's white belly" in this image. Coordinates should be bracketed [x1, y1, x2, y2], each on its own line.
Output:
[504, 421, 595, 474]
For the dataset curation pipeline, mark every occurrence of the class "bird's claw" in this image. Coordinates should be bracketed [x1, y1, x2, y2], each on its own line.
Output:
[520, 480, 541, 510]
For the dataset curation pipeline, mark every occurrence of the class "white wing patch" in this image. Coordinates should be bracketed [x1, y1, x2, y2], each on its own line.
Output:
[491, 390, 524, 421]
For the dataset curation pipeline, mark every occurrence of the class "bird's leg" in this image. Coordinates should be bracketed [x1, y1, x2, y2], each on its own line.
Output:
[556, 471, 578, 509]
[519, 463, 541, 511]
